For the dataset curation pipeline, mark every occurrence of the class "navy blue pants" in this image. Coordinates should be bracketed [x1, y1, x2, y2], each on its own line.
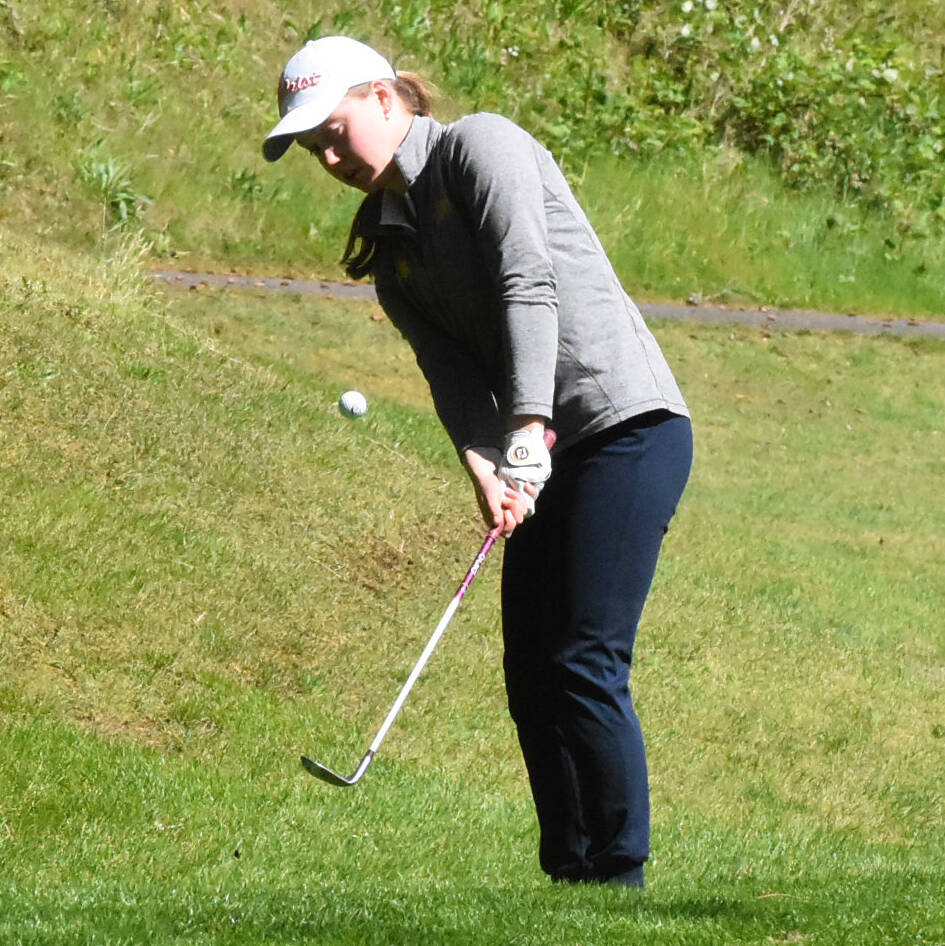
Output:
[502, 411, 693, 882]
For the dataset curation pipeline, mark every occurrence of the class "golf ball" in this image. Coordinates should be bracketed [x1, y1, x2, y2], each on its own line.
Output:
[338, 390, 368, 418]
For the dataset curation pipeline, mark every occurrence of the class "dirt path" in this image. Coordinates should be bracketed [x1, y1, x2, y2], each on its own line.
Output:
[152, 270, 945, 341]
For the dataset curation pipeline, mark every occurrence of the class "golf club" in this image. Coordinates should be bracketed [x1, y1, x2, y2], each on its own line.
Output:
[302, 428, 556, 788]
[301, 526, 499, 786]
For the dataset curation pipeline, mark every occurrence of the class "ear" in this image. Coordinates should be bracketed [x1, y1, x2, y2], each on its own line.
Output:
[370, 80, 397, 117]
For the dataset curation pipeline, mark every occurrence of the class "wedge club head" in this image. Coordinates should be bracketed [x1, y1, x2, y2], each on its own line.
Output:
[301, 751, 374, 787]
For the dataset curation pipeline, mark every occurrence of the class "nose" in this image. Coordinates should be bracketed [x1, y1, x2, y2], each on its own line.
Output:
[321, 147, 341, 167]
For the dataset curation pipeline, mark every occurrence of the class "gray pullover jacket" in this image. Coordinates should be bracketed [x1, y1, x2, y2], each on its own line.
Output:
[347, 113, 689, 453]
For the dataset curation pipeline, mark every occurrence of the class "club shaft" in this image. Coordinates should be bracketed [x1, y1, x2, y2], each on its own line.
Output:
[365, 528, 499, 756]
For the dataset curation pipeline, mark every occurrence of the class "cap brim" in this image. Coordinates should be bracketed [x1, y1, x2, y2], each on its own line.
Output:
[263, 134, 295, 162]
[261, 93, 341, 162]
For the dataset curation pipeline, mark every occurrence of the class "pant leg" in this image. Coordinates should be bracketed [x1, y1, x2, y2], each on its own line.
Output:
[502, 412, 692, 881]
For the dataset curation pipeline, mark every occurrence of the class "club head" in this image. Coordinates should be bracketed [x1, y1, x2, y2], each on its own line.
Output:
[301, 750, 374, 787]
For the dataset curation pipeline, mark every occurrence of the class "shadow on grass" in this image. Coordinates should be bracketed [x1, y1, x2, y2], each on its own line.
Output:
[655, 894, 764, 920]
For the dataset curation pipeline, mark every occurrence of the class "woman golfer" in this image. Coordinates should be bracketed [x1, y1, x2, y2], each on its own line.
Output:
[264, 36, 693, 888]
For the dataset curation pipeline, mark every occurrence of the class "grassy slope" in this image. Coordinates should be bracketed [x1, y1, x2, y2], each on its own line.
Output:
[2, 230, 944, 943]
[0, 0, 944, 317]
[2, 2, 944, 942]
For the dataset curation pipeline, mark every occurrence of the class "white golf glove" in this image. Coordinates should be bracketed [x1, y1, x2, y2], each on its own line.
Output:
[497, 427, 553, 517]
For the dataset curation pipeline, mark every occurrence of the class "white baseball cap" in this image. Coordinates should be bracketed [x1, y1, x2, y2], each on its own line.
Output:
[263, 36, 396, 162]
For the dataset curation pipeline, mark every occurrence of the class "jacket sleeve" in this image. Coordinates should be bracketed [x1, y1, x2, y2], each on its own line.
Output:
[375, 277, 505, 453]
[445, 114, 558, 420]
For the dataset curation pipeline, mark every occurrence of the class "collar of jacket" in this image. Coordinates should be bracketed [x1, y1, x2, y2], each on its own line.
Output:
[354, 115, 441, 240]
[392, 114, 440, 190]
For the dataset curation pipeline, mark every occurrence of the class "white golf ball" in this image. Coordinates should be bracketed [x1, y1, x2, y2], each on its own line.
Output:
[338, 390, 368, 418]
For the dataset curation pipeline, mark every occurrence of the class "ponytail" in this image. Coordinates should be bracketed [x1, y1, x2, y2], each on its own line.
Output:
[392, 71, 434, 117]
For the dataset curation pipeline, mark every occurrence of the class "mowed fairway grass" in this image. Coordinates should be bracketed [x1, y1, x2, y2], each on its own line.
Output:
[1, 236, 944, 945]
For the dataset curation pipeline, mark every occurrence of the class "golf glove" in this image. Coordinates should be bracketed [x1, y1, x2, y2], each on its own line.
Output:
[497, 427, 552, 517]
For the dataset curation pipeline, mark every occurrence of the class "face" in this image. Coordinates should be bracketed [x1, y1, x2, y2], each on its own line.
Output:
[295, 85, 404, 194]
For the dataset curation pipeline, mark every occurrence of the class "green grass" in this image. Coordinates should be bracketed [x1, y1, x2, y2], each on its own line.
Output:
[2, 229, 944, 943]
[1, 0, 944, 318]
[2, 717, 943, 945]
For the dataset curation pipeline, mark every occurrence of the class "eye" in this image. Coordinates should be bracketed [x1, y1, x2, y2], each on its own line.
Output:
[295, 135, 321, 157]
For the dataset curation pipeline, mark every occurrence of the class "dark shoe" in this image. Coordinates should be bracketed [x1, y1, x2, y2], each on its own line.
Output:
[603, 864, 645, 889]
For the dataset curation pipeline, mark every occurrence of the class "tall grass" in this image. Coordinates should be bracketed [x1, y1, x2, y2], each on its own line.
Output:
[581, 151, 945, 316]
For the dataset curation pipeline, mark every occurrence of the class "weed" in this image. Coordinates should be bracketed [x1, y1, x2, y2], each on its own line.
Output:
[77, 155, 152, 227]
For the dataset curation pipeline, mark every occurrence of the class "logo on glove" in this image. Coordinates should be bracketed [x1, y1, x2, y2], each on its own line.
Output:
[513, 446, 530, 462]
